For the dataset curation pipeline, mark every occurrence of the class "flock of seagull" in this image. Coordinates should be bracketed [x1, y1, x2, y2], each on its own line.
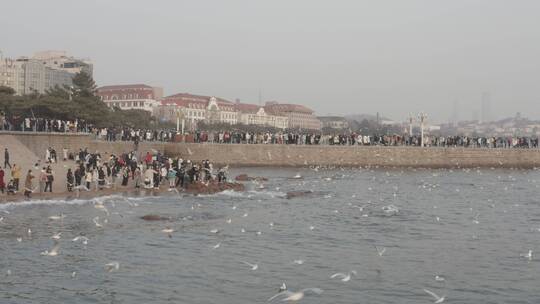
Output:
[2, 166, 539, 303]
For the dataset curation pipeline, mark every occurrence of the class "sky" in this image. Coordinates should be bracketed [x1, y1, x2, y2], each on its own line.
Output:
[1, 0, 539, 123]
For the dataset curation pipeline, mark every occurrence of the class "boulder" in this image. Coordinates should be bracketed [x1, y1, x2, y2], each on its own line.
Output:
[286, 190, 314, 199]
[140, 214, 171, 221]
[235, 174, 268, 182]
[186, 181, 245, 195]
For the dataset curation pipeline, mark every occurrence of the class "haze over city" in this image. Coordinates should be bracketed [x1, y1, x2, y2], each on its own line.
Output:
[1, 0, 539, 122]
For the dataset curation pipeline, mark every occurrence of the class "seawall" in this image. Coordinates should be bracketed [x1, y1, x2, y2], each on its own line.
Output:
[2, 132, 540, 168]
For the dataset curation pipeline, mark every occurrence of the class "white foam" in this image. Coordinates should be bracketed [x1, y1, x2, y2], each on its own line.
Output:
[0, 194, 131, 211]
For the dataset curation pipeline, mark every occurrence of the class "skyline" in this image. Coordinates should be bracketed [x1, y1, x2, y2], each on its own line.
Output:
[1, 0, 539, 122]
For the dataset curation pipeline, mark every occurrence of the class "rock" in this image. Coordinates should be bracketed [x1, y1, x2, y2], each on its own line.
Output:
[235, 174, 268, 182]
[140, 214, 170, 221]
[286, 190, 314, 199]
[186, 181, 245, 195]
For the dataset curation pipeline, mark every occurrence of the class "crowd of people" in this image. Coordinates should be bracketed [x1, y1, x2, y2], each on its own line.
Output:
[95, 129, 540, 149]
[2, 115, 539, 149]
[1, 116, 91, 133]
[0, 146, 228, 198]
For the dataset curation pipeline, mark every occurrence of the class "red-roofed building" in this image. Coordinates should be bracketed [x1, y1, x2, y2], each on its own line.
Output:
[235, 102, 289, 129]
[97, 84, 163, 113]
[154, 93, 238, 127]
[264, 102, 321, 130]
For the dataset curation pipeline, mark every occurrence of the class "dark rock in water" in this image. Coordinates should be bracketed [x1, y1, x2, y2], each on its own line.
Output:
[235, 174, 268, 182]
[141, 214, 171, 221]
[186, 181, 245, 195]
[286, 190, 314, 199]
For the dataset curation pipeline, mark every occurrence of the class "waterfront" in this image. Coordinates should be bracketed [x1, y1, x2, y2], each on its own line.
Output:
[1, 167, 540, 303]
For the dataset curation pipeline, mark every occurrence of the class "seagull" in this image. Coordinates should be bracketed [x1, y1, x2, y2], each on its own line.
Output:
[226, 218, 232, 224]
[162, 227, 174, 238]
[435, 275, 445, 282]
[210, 229, 219, 234]
[105, 261, 120, 272]
[51, 232, 62, 240]
[472, 214, 480, 224]
[71, 271, 77, 279]
[93, 217, 103, 228]
[49, 214, 65, 221]
[309, 226, 315, 231]
[241, 261, 258, 270]
[27, 228, 32, 237]
[243, 213, 248, 217]
[269, 222, 274, 227]
[256, 231, 262, 236]
[213, 242, 221, 249]
[162, 228, 174, 234]
[292, 174, 302, 179]
[521, 250, 533, 261]
[72, 236, 89, 245]
[279, 283, 287, 292]
[423, 289, 445, 303]
[293, 259, 304, 265]
[268, 288, 323, 302]
[241, 228, 246, 233]
[374, 245, 386, 256]
[232, 205, 237, 210]
[6, 269, 12, 276]
[16, 237, 22, 242]
[41, 241, 60, 256]
[0, 217, 3, 222]
[330, 271, 357, 282]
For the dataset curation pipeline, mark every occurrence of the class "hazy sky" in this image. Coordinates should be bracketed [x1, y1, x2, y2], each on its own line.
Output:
[1, 0, 539, 122]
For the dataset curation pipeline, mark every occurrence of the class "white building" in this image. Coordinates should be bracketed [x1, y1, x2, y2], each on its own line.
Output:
[97, 84, 163, 113]
[0, 50, 92, 95]
[154, 93, 290, 129]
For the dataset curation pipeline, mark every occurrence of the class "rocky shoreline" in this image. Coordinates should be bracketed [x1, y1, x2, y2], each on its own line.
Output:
[0, 181, 245, 204]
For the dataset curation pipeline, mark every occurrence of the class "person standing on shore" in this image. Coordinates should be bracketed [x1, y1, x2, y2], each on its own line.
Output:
[66, 169, 74, 192]
[44, 166, 54, 192]
[134, 166, 142, 188]
[0, 167, 5, 193]
[63, 148, 68, 161]
[85, 170, 92, 190]
[4, 148, 11, 169]
[74, 166, 82, 187]
[121, 167, 129, 186]
[39, 167, 47, 193]
[24, 170, 35, 198]
[11, 164, 21, 191]
[98, 166, 105, 190]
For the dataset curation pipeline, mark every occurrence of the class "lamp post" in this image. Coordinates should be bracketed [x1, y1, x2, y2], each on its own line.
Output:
[418, 112, 427, 147]
[176, 108, 185, 134]
[408, 114, 414, 136]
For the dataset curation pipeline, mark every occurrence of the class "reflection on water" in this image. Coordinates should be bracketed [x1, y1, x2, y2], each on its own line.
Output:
[1, 167, 540, 303]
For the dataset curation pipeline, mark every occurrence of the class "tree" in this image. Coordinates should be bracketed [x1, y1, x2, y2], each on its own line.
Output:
[71, 71, 97, 98]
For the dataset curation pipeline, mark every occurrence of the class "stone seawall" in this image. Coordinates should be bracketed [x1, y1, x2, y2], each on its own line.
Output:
[164, 143, 540, 168]
[2, 132, 540, 168]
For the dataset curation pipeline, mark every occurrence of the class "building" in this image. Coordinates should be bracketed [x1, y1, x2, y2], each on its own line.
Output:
[234, 102, 289, 129]
[264, 102, 321, 130]
[0, 50, 92, 95]
[97, 84, 163, 113]
[33, 50, 93, 76]
[318, 116, 349, 129]
[154, 93, 290, 130]
[156, 93, 238, 127]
